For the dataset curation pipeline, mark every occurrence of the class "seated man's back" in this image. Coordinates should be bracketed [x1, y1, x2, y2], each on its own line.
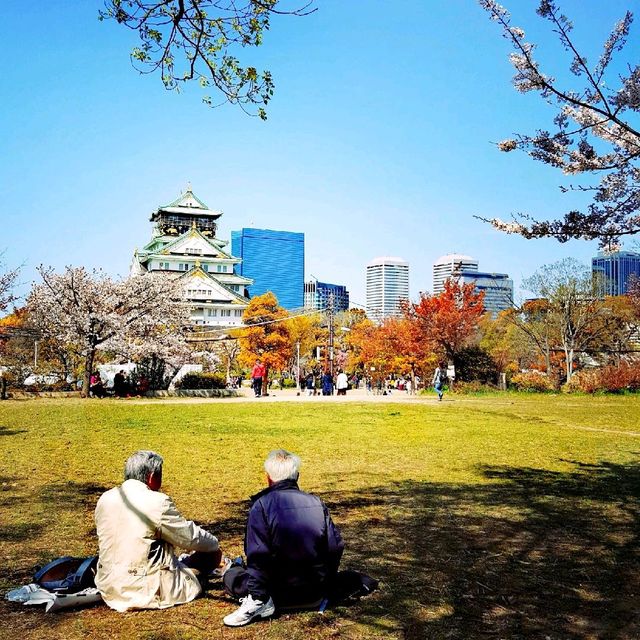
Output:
[95, 450, 219, 612]
[247, 477, 343, 605]
[223, 449, 344, 627]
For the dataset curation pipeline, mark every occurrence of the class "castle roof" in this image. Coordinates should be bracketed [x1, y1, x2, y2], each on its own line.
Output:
[151, 186, 222, 220]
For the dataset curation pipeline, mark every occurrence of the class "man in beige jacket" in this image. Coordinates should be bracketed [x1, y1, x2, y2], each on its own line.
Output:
[95, 450, 221, 612]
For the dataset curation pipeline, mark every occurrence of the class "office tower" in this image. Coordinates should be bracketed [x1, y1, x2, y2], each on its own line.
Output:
[432, 254, 479, 294]
[131, 186, 252, 327]
[458, 271, 514, 315]
[592, 250, 640, 296]
[432, 254, 512, 315]
[231, 228, 304, 310]
[304, 279, 350, 312]
[366, 257, 409, 321]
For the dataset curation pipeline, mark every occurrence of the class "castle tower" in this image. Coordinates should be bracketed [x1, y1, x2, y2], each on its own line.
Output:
[132, 186, 253, 327]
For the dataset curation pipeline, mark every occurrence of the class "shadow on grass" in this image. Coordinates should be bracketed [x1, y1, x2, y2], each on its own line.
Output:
[3, 464, 640, 639]
[0, 425, 27, 436]
[321, 460, 640, 640]
[38, 481, 111, 511]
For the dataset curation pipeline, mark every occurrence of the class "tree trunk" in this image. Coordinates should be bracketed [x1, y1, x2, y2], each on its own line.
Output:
[410, 366, 416, 395]
[82, 350, 95, 398]
[544, 347, 552, 377]
[565, 347, 574, 382]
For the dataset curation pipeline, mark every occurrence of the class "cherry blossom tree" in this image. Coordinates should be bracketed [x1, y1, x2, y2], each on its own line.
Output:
[478, 1, 640, 246]
[0, 258, 19, 315]
[100, 0, 315, 119]
[27, 266, 189, 396]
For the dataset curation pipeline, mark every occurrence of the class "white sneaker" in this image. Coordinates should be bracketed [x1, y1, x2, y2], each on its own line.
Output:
[223, 594, 275, 627]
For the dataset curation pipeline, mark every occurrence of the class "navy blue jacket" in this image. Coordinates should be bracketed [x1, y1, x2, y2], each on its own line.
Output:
[244, 479, 344, 604]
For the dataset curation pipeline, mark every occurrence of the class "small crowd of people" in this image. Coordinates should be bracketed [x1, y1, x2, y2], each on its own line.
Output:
[94, 449, 351, 626]
[89, 370, 149, 398]
[303, 368, 350, 396]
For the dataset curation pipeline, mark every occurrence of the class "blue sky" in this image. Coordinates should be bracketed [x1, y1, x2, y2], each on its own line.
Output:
[1, 0, 635, 307]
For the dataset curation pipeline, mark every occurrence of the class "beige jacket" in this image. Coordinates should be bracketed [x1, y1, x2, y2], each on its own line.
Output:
[94, 478, 218, 612]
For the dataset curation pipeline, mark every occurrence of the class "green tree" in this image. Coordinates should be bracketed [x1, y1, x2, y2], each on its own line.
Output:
[100, 0, 315, 119]
[521, 258, 615, 381]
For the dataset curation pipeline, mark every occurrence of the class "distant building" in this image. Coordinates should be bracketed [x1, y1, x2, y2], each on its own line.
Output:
[131, 187, 252, 327]
[432, 253, 512, 315]
[304, 279, 350, 312]
[366, 257, 409, 321]
[458, 271, 513, 315]
[433, 254, 478, 294]
[231, 228, 304, 310]
[592, 250, 640, 296]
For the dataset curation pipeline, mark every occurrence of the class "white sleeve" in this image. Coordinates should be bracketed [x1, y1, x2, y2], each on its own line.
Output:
[158, 496, 219, 552]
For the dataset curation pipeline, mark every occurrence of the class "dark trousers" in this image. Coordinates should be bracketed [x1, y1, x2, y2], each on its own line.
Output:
[223, 565, 327, 609]
[252, 377, 263, 396]
[223, 565, 252, 600]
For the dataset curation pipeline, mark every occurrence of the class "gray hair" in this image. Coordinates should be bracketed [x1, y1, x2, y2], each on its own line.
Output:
[264, 449, 301, 483]
[124, 450, 164, 482]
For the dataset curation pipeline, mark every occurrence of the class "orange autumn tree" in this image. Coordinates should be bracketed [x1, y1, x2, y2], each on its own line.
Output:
[237, 292, 292, 394]
[347, 314, 433, 392]
[409, 279, 485, 363]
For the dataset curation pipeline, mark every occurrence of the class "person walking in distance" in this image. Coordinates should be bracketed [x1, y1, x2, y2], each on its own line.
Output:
[432, 362, 447, 401]
[250, 359, 266, 398]
[335, 369, 348, 396]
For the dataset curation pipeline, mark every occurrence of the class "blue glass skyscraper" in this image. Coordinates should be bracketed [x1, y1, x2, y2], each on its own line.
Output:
[231, 228, 304, 309]
[304, 279, 350, 311]
[592, 250, 640, 296]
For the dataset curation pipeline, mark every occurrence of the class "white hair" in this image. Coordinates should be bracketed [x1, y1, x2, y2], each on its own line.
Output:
[124, 450, 163, 482]
[264, 449, 301, 483]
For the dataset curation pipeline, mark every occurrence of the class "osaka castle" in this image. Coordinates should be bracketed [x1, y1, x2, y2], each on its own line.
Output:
[131, 186, 253, 327]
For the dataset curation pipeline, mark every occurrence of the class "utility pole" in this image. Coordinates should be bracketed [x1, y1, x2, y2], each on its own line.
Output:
[296, 340, 301, 395]
[328, 292, 335, 378]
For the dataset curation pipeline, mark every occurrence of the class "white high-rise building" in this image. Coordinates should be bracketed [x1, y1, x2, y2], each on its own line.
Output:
[366, 257, 409, 322]
[432, 254, 479, 293]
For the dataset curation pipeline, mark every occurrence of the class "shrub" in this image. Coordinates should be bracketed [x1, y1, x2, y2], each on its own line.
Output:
[176, 372, 226, 390]
[452, 380, 497, 394]
[511, 371, 555, 392]
[130, 356, 174, 391]
[454, 346, 499, 383]
[282, 378, 297, 388]
[562, 363, 640, 394]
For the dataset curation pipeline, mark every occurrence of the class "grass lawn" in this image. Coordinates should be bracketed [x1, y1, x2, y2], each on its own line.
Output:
[0, 394, 639, 640]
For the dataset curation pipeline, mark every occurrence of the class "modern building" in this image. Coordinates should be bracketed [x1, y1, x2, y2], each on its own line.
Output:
[304, 279, 350, 312]
[231, 228, 304, 310]
[432, 253, 512, 315]
[432, 254, 479, 294]
[366, 257, 409, 321]
[458, 271, 514, 315]
[592, 250, 640, 296]
[131, 186, 253, 327]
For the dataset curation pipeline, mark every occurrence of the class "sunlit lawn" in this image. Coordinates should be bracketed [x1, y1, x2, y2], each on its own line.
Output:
[1, 394, 639, 640]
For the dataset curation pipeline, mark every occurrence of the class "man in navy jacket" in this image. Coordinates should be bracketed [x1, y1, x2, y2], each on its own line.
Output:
[223, 449, 344, 627]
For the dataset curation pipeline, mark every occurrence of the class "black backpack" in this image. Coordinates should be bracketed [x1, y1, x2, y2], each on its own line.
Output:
[33, 556, 98, 593]
[329, 569, 379, 603]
